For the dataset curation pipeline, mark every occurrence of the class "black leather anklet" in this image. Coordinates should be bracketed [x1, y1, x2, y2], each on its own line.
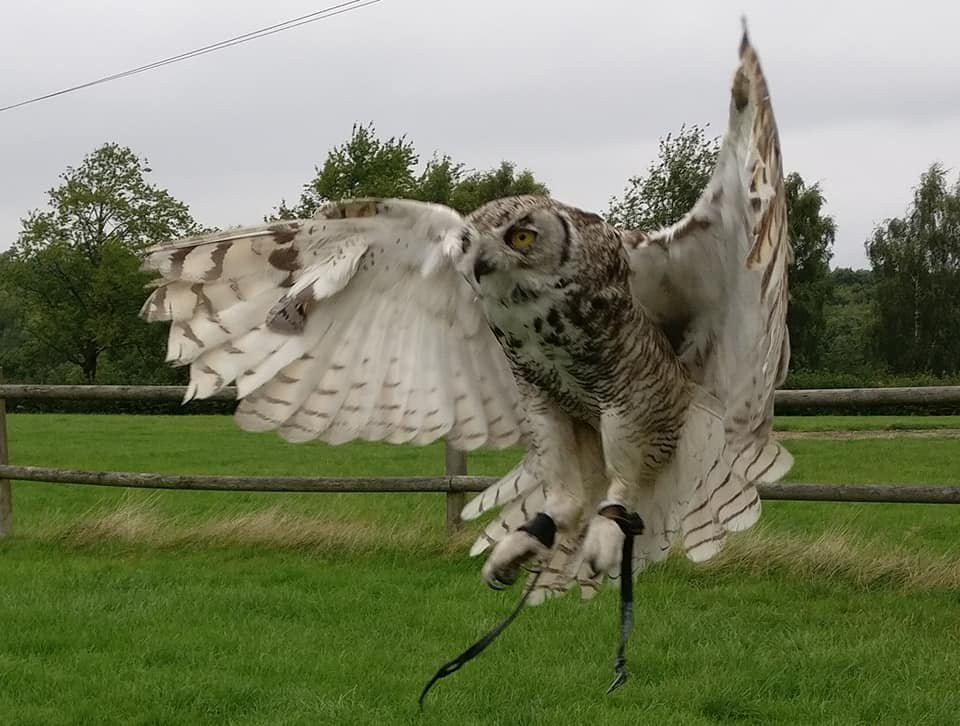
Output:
[598, 504, 645, 536]
[518, 512, 557, 548]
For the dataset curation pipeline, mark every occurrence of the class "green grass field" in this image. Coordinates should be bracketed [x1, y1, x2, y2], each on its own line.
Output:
[774, 414, 960, 432]
[2, 414, 960, 725]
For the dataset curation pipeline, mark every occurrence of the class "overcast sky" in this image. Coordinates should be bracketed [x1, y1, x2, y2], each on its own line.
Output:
[2, 1, 959, 269]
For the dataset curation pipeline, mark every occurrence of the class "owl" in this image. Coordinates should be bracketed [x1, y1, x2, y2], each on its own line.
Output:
[140, 31, 792, 607]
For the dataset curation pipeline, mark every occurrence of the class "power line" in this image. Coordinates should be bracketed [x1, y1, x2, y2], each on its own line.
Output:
[0, 0, 382, 114]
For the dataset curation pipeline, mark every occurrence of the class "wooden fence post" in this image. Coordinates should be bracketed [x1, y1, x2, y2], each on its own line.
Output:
[0, 376, 10, 538]
[444, 442, 467, 536]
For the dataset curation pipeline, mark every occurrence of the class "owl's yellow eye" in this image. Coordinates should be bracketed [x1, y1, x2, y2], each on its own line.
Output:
[507, 228, 538, 250]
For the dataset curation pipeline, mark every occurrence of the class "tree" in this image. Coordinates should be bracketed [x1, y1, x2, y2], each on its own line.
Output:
[275, 123, 549, 218]
[0, 276, 27, 373]
[3, 143, 198, 383]
[440, 161, 549, 215]
[783, 173, 836, 370]
[274, 122, 420, 219]
[414, 155, 465, 209]
[606, 124, 720, 230]
[866, 164, 960, 375]
[821, 268, 876, 375]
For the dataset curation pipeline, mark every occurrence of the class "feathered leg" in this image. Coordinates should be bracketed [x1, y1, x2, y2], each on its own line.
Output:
[481, 386, 585, 589]
[581, 392, 686, 577]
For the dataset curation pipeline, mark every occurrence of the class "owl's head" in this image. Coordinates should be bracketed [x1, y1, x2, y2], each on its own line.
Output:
[458, 196, 599, 295]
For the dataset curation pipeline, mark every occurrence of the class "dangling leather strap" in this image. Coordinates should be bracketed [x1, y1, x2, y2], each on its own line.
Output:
[597, 504, 644, 694]
[419, 571, 542, 709]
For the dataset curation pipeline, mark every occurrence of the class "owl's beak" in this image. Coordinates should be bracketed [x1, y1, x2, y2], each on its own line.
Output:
[473, 255, 496, 282]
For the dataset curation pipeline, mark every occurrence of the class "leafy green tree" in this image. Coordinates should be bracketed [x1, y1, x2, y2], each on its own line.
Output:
[867, 163, 960, 374]
[0, 276, 27, 374]
[4, 143, 198, 383]
[274, 122, 420, 219]
[783, 173, 836, 370]
[275, 123, 548, 218]
[414, 155, 465, 208]
[606, 124, 720, 230]
[443, 162, 548, 215]
[821, 268, 876, 374]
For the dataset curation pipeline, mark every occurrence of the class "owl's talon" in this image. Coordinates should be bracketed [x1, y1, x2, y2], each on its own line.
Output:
[482, 533, 541, 589]
[582, 516, 624, 576]
[482, 514, 556, 589]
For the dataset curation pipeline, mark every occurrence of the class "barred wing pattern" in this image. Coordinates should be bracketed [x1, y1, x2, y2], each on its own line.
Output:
[141, 199, 522, 450]
[625, 33, 794, 561]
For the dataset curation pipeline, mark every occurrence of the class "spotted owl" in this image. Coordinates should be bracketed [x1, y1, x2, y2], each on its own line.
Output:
[140, 31, 792, 604]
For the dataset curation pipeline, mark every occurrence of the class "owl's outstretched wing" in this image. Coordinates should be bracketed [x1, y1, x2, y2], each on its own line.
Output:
[623, 30, 793, 547]
[141, 199, 522, 449]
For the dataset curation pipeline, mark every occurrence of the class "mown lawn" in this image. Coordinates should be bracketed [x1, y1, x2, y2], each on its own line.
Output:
[1, 414, 959, 725]
[775, 414, 960, 431]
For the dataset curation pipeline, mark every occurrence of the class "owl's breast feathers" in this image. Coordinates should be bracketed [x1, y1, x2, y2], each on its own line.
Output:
[483, 238, 683, 419]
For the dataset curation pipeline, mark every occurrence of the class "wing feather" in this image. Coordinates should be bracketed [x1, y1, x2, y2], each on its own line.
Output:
[142, 199, 522, 449]
[624, 29, 793, 488]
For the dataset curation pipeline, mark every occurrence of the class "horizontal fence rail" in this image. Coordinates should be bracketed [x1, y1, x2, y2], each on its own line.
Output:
[2, 384, 960, 409]
[1, 384, 959, 538]
[775, 386, 960, 409]
[2, 465, 959, 505]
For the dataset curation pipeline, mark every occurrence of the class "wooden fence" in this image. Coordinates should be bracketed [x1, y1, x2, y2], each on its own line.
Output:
[1, 384, 959, 538]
